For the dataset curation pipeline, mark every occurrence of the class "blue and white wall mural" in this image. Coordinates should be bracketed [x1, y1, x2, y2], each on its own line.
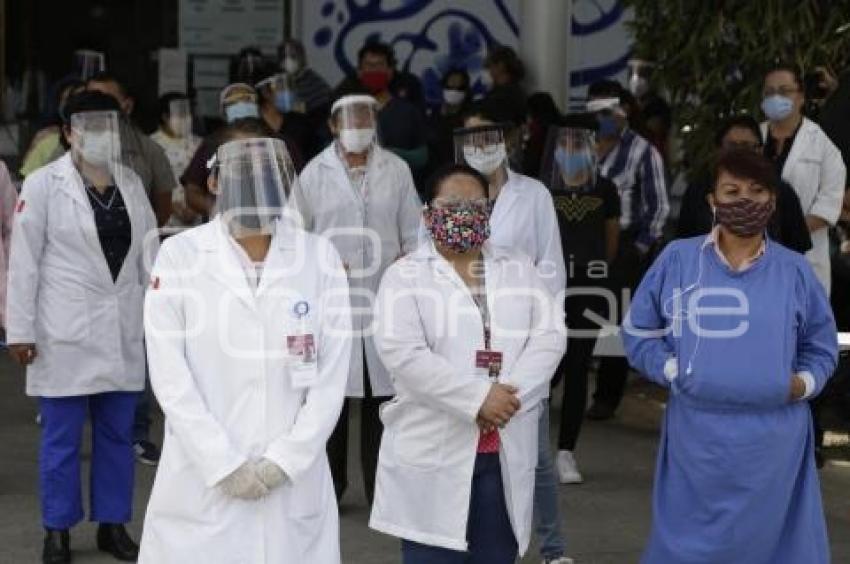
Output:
[299, 0, 632, 108]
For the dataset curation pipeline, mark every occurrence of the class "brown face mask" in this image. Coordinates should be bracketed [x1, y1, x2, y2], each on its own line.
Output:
[713, 198, 775, 238]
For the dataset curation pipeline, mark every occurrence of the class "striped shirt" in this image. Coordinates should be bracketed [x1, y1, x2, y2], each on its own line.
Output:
[599, 128, 669, 248]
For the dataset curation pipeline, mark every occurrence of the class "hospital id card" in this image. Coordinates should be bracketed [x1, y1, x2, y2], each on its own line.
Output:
[287, 334, 318, 388]
[476, 350, 503, 380]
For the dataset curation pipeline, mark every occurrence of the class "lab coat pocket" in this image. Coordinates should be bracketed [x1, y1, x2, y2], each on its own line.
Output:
[390, 404, 448, 469]
[41, 290, 89, 344]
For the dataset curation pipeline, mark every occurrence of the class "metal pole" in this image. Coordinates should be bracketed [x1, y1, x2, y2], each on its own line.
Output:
[518, 0, 570, 111]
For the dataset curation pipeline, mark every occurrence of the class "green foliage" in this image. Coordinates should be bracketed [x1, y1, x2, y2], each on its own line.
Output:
[623, 0, 850, 177]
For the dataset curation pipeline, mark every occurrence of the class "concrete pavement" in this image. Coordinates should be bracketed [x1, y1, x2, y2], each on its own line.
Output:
[1, 357, 848, 563]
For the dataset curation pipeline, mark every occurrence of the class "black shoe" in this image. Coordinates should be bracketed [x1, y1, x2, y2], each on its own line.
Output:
[42, 529, 70, 564]
[133, 440, 160, 466]
[586, 402, 616, 421]
[96, 524, 139, 561]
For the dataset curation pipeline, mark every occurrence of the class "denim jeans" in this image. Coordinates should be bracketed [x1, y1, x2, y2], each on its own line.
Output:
[533, 400, 566, 559]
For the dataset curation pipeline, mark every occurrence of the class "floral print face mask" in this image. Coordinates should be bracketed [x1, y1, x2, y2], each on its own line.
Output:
[424, 200, 491, 253]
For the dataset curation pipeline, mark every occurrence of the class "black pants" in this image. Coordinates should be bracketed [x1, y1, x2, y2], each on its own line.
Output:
[555, 270, 608, 450]
[326, 362, 389, 505]
[593, 241, 648, 410]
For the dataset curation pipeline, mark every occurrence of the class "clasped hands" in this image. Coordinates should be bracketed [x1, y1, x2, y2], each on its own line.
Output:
[476, 383, 521, 433]
[218, 458, 287, 500]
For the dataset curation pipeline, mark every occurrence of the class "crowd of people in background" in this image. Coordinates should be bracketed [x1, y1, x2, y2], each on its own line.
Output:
[2, 36, 849, 564]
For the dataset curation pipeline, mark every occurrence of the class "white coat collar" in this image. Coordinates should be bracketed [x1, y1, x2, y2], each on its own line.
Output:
[489, 168, 522, 222]
[196, 217, 302, 309]
[50, 153, 144, 285]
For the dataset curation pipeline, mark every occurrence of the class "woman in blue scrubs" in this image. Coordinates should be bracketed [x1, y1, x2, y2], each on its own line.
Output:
[623, 148, 838, 564]
[6, 91, 157, 563]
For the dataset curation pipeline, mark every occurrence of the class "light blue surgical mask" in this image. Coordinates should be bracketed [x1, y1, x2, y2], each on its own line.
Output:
[274, 91, 295, 113]
[761, 95, 794, 122]
[555, 147, 593, 179]
[597, 115, 620, 138]
[225, 101, 259, 123]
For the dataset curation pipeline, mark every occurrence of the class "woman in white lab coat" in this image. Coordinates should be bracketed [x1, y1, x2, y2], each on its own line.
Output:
[6, 91, 158, 563]
[455, 111, 570, 563]
[138, 132, 352, 564]
[369, 164, 566, 563]
[291, 94, 422, 503]
[760, 64, 846, 295]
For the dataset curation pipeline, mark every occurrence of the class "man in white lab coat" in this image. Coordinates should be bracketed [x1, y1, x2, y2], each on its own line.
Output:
[455, 113, 571, 564]
[292, 94, 422, 504]
[139, 136, 352, 564]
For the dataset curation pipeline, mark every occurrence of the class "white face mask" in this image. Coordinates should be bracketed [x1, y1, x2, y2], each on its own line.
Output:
[168, 116, 191, 138]
[443, 89, 466, 106]
[480, 70, 494, 90]
[339, 128, 375, 153]
[282, 57, 301, 74]
[628, 75, 649, 98]
[463, 143, 506, 175]
[78, 131, 116, 166]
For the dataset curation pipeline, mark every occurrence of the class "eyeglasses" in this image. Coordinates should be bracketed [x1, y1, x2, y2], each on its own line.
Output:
[763, 86, 799, 97]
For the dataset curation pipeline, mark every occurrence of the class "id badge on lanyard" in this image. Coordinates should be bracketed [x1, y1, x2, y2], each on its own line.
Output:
[472, 275, 502, 381]
[287, 300, 318, 388]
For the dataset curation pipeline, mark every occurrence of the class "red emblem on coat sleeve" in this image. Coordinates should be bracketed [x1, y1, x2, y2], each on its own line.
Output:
[16, 200, 25, 213]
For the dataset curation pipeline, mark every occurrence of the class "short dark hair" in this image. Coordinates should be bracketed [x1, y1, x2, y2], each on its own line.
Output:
[441, 68, 470, 90]
[86, 71, 130, 98]
[713, 148, 778, 195]
[714, 114, 763, 147]
[765, 62, 804, 91]
[358, 41, 396, 68]
[426, 163, 489, 203]
[484, 45, 525, 82]
[158, 92, 190, 123]
[59, 91, 122, 149]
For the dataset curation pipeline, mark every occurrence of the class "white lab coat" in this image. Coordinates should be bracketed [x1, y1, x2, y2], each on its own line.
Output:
[487, 168, 566, 297]
[138, 218, 351, 564]
[369, 242, 566, 554]
[761, 117, 846, 294]
[6, 153, 158, 397]
[292, 143, 422, 397]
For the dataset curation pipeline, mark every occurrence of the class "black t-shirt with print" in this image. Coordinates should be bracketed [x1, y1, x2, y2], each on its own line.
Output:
[550, 175, 621, 271]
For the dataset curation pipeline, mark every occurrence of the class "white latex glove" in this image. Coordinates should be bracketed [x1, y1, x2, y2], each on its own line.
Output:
[256, 458, 287, 490]
[218, 461, 269, 500]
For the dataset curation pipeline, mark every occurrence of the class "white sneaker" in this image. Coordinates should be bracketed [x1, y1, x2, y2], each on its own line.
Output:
[556, 450, 583, 484]
[544, 557, 576, 564]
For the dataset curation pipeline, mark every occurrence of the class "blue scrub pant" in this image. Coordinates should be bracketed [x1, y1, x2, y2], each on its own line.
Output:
[401, 453, 518, 564]
[39, 392, 137, 530]
[534, 400, 567, 559]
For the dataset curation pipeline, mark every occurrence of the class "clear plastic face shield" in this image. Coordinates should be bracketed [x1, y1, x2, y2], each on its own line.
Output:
[220, 83, 260, 123]
[256, 73, 301, 114]
[74, 50, 106, 81]
[331, 95, 379, 154]
[210, 137, 295, 238]
[168, 99, 192, 140]
[454, 125, 507, 177]
[69, 110, 122, 174]
[586, 98, 625, 140]
[541, 126, 597, 190]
